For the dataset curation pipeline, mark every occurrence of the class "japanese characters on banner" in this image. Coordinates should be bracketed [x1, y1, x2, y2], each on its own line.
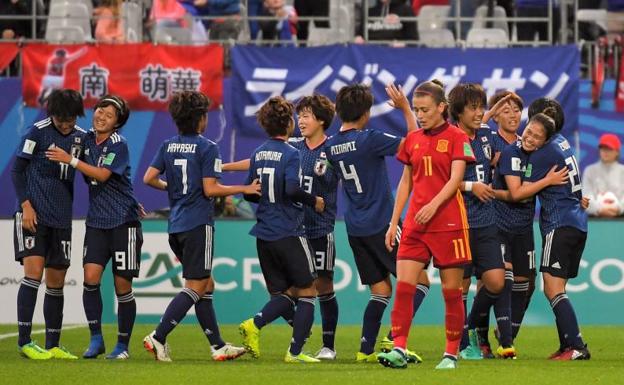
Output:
[231, 45, 580, 137]
[22, 43, 223, 110]
[0, 42, 19, 72]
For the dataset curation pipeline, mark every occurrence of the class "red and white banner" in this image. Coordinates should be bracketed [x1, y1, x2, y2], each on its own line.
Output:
[22, 43, 223, 110]
[0, 43, 19, 72]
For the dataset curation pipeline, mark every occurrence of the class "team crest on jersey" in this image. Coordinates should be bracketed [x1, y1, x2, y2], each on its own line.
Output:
[314, 159, 328, 176]
[74, 137, 81, 144]
[413, 143, 419, 150]
[482, 143, 492, 160]
[436, 140, 449, 153]
[481, 136, 488, 143]
[25, 236, 35, 250]
[70, 144, 82, 159]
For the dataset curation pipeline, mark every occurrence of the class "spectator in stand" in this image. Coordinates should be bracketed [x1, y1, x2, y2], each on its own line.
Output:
[356, 0, 417, 46]
[515, 0, 560, 44]
[248, 0, 264, 39]
[257, 0, 297, 45]
[294, 0, 329, 44]
[206, 0, 241, 41]
[0, 0, 31, 40]
[148, 0, 188, 29]
[582, 134, 624, 218]
[94, 0, 125, 43]
[412, 0, 449, 16]
[178, 0, 209, 43]
[608, 0, 624, 35]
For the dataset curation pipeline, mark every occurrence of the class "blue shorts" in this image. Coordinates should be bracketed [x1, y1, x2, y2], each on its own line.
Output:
[256, 236, 317, 293]
[465, 225, 505, 279]
[168, 224, 214, 280]
[14, 213, 72, 269]
[498, 228, 536, 278]
[83, 221, 142, 279]
[308, 233, 336, 279]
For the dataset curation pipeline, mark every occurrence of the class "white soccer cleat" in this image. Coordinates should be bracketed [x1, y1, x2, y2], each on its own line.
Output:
[143, 331, 172, 362]
[315, 347, 337, 360]
[212, 343, 247, 361]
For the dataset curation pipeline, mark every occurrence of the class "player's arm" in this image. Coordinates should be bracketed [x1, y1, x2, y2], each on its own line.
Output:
[386, 83, 417, 133]
[385, 165, 412, 251]
[203, 177, 261, 197]
[11, 157, 37, 232]
[284, 152, 324, 212]
[460, 179, 495, 202]
[46, 146, 113, 182]
[482, 93, 515, 123]
[415, 159, 466, 225]
[143, 167, 167, 190]
[505, 165, 568, 202]
[222, 159, 251, 172]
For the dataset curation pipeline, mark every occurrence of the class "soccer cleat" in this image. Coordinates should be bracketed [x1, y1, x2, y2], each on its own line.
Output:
[284, 351, 321, 363]
[48, 346, 78, 359]
[553, 345, 591, 361]
[355, 351, 378, 363]
[405, 349, 423, 364]
[239, 318, 260, 358]
[212, 343, 247, 361]
[315, 347, 336, 360]
[435, 355, 458, 370]
[380, 336, 394, 352]
[496, 345, 517, 359]
[379, 336, 422, 363]
[143, 331, 172, 362]
[480, 344, 495, 359]
[105, 343, 130, 360]
[459, 330, 483, 360]
[548, 348, 565, 360]
[19, 341, 52, 360]
[83, 334, 105, 359]
[377, 349, 408, 369]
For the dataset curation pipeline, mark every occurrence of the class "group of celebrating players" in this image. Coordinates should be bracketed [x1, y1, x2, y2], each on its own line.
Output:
[11, 79, 590, 369]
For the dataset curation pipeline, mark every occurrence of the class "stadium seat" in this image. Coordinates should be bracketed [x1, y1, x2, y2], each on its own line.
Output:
[122, 1, 143, 42]
[50, 0, 93, 16]
[472, 5, 509, 38]
[45, 25, 89, 43]
[417, 5, 451, 33]
[466, 28, 509, 47]
[154, 27, 193, 44]
[46, 2, 93, 42]
[419, 28, 456, 48]
[577, 9, 608, 34]
[307, 1, 354, 46]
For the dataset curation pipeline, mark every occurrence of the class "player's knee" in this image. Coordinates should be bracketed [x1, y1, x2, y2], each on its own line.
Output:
[370, 278, 392, 296]
[315, 278, 333, 295]
[113, 275, 132, 293]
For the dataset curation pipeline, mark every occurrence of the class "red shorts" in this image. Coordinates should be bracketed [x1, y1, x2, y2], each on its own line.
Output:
[397, 228, 472, 268]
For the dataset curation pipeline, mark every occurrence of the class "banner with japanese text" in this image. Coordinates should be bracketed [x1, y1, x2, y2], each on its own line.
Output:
[231, 45, 579, 138]
[0, 42, 19, 72]
[22, 43, 223, 110]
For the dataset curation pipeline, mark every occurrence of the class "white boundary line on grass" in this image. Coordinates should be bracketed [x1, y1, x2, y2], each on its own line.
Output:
[0, 324, 85, 341]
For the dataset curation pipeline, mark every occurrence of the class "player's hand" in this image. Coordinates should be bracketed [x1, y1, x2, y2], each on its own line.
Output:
[580, 196, 590, 210]
[385, 83, 410, 111]
[21, 201, 37, 233]
[245, 179, 262, 195]
[545, 165, 569, 186]
[415, 202, 438, 225]
[598, 206, 619, 217]
[482, 92, 517, 123]
[385, 223, 398, 252]
[472, 182, 495, 202]
[138, 203, 147, 219]
[45, 146, 72, 164]
[314, 196, 325, 213]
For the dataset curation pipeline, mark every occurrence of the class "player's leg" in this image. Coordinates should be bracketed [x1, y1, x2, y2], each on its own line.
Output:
[82, 227, 108, 358]
[459, 266, 472, 352]
[510, 231, 534, 340]
[312, 233, 339, 359]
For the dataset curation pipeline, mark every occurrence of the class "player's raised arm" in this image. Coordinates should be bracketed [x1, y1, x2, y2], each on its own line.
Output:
[386, 83, 417, 133]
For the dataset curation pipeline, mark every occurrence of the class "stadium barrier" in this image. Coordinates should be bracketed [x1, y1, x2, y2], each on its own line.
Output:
[0, 219, 622, 325]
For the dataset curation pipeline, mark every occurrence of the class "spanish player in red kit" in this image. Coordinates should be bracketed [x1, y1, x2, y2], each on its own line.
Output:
[378, 80, 475, 370]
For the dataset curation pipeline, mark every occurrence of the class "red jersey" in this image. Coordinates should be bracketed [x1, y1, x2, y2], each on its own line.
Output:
[397, 122, 475, 232]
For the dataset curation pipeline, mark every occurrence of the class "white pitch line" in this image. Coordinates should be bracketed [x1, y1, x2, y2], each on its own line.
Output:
[0, 324, 85, 341]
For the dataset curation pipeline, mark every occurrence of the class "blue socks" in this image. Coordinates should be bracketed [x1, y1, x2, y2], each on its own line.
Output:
[289, 297, 315, 355]
[116, 291, 136, 346]
[254, 294, 295, 329]
[360, 295, 390, 354]
[511, 281, 530, 339]
[44, 286, 64, 349]
[493, 270, 514, 347]
[154, 288, 200, 343]
[17, 278, 40, 347]
[195, 292, 225, 349]
[550, 292, 585, 350]
[83, 283, 103, 337]
[318, 292, 338, 350]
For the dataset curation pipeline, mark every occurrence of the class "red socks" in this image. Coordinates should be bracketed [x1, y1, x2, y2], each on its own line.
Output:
[390, 281, 416, 349]
[443, 288, 464, 357]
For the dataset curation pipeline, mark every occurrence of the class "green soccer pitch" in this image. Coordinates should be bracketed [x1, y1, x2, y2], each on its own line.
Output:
[1, 324, 623, 385]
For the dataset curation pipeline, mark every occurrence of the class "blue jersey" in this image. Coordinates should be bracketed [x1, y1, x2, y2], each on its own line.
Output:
[150, 134, 222, 234]
[489, 127, 517, 155]
[525, 133, 588, 235]
[325, 128, 401, 237]
[493, 141, 535, 234]
[462, 129, 495, 228]
[83, 131, 140, 229]
[289, 137, 338, 239]
[246, 138, 305, 241]
[15, 118, 86, 229]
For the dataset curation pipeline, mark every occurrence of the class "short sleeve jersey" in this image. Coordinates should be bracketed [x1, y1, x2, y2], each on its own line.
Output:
[83, 131, 140, 229]
[490, 127, 518, 155]
[15, 118, 87, 229]
[325, 128, 401, 237]
[150, 134, 222, 234]
[492, 141, 535, 234]
[525, 133, 588, 235]
[246, 139, 305, 241]
[397, 122, 475, 232]
[288, 137, 338, 239]
[462, 128, 495, 228]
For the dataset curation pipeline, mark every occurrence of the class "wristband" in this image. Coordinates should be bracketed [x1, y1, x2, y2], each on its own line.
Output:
[465, 181, 473, 192]
[69, 157, 79, 168]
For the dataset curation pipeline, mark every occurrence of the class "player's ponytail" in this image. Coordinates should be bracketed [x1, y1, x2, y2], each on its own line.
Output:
[413, 79, 449, 120]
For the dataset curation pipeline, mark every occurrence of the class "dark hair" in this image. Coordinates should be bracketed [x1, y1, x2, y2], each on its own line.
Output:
[94, 94, 130, 129]
[413, 79, 448, 120]
[488, 90, 524, 110]
[335, 84, 373, 123]
[448, 83, 487, 122]
[168, 91, 211, 135]
[528, 97, 564, 133]
[46, 89, 85, 119]
[257, 96, 294, 137]
[528, 107, 558, 140]
[295, 95, 335, 131]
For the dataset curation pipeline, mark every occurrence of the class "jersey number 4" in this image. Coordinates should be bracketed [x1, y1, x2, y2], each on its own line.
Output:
[339, 161, 363, 193]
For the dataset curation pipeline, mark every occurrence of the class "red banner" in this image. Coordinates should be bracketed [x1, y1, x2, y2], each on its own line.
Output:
[616, 46, 624, 113]
[22, 43, 223, 110]
[0, 43, 19, 72]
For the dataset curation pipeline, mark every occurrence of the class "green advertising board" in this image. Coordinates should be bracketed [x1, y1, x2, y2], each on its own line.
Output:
[100, 220, 624, 325]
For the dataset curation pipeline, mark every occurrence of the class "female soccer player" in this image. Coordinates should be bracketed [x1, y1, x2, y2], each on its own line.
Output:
[377, 80, 475, 370]
[12, 89, 86, 360]
[142, 91, 259, 362]
[46, 95, 140, 360]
